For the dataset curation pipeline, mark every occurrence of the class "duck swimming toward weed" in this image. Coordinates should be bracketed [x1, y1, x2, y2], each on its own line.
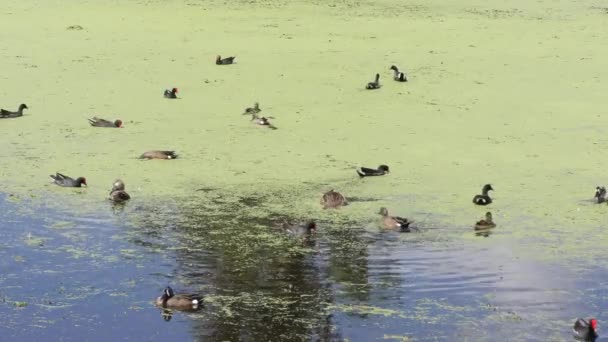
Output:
[0, 104, 28, 118]
[366, 74, 381, 89]
[474, 212, 495, 230]
[163, 88, 178, 99]
[109, 179, 130, 203]
[88, 117, 123, 128]
[140, 150, 178, 160]
[472, 184, 493, 205]
[356, 165, 389, 177]
[280, 221, 317, 237]
[216, 55, 236, 65]
[321, 190, 347, 209]
[378, 207, 413, 232]
[155, 286, 203, 311]
[389, 65, 408, 82]
[595, 186, 606, 203]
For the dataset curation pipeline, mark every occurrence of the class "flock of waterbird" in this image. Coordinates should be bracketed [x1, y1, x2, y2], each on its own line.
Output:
[0, 54, 600, 340]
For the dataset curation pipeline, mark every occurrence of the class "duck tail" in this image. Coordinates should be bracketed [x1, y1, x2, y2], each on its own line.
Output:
[356, 169, 366, 177]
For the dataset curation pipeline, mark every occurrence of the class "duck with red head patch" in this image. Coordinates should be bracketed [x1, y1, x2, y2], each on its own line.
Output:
[573, 318, 598, 341]
[163, 88, 178, 99]
[88, 116, 123, 128]
[50, 172, 87, 187]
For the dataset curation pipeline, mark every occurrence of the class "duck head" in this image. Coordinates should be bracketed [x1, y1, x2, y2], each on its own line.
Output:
[305, 221, 317, 234]
[482, 184, 493, 193]
[76, 177, 87, 187]
[389, 65, 398, 71]
[378, 207, 389, 217]
[114, 119, 123, 128]
[171, 88, 178, 94]
[19, 104, 28, 111]
[590, 318, 598, 332]
[595, 186, 606, 201]
[112, 179, 126, 191]
[215, 55, 222, 64]
[161, 286, 175, 304]
[485, 212, 493, 222]
[378, 165, 390, 173]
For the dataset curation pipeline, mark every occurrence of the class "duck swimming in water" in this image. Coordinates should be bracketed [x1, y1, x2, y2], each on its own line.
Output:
[389, 65, 408, 82]
[155, 286, 203, 311]
[163, 88, 178, 99]
[595, 186, 606, 203]
[573, 318, 598, 341]
[243, 102, 261, 115]
[356, 165, 389, 177]
[88, 117, 123, 128]
[474, 212, 496, 230]
[216, 55, 236, 65]
[50, 172, 87, 187]
[251, 113, 277, 129]
[140, 150, 178, 160]
[109, 179, 130, 203]
[320, 190, 347, 209]
[0, 104, 28, 118]
[472, 184, 493, 205]
[279, 221, 317, 238]
[378, 207, 413, 232]
[366, 74, 381, 89]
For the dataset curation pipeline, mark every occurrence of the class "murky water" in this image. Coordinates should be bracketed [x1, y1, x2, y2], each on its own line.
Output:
[1, 192, 605, 341]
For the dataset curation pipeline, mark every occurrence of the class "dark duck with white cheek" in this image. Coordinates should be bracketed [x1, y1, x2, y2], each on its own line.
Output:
[109, 179, 130, 203]
[472, 184, 493, 205]
[0, 104, 28, 118]
[155, 286, 203, 311]
[163, 88, 178, 99]
[595, 186, 606, 203]
[88, 117, 123, 128]
[356, 165, 389, 177]
[216, 55, 236, 65]
[573, 318, 598, 341]
[50, 173, 87, 187]
[366, 73, 381, 89]
[390, 65, 408, 82]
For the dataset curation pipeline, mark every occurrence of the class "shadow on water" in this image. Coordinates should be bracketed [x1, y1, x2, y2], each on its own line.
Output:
[1, 191, 607, 341]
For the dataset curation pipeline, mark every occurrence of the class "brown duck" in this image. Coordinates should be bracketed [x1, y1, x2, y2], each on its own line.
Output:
[140, 151, 178, 160]
[474, 212, 496, 230]
[378, 207, 413, 232]
[320, 190, 347, 209]
[88, 117, 123, 128]
[109, 179, 130, 203]
[155, 286, 203, 311]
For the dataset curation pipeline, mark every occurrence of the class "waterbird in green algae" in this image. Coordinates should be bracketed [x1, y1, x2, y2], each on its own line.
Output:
[155, 286, 203, 311]
[50, 173, 87, 187]
[389, 65, 408, 82]
[595, 186, 606, 203]
[243, 102, 261, 115]
[474, 212, 495, 230]
[109, 179, 130, 203]
[321, 189, 347, 209]
[378, 207, 413, 232]
[573, 318, 598, 341]
[0, 104, 28, 118]
[356, 165, 389, 177]
[472, 184, 493, 205]
[279, 220, 317, 237]
[139, 150, 178, 160]
[88, 117, 123, 128]
[251, 113, 277, 129]
[163, 87, 178, 99]
[365, 73, 381, 89]
[216, 55, 236, 65]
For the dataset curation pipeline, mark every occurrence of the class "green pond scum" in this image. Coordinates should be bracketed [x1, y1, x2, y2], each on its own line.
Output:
[1, 0, 607, 341]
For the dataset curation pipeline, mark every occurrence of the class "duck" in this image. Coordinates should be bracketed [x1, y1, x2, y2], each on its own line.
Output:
[50, 172, 87, 187]
[139, 150, 178, 160]
[356, 165, 389, 177]
[595, 186, 606, 204]
[243, 102, 261, 115]
[163, 88, 178, 99]
[378, 207, 413, 232]
[365, 73, 381, 89]
[155, 286, 203, 311]
[320, 190, 347, 209]
[88, 117, 123, 128]
[389, 65, 408, 82]
[109, 179, 130, 203]
[279, 220, 317, 237]
[216, 55, 236, 65]
[573, 318, 598, 341]
[0, 104, 28, 118]
[251, 113, 277, 129]
[472, 184, 493, 205]
[474, 212, 496, 230]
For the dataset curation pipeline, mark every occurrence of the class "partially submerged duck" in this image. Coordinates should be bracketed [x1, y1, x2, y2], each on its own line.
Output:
[243, 102, 261, 115]
[356, 165, 389, 177]
[366, 73, 381, 89]
[50, 172, 87, 187]
[474, 212, 496, 230]
[109, 179, 130, 203]
[389, 65, 408, 82]
[163, 88, 178, 99]
[320, 190, 347, 209]
[573, 318, 598, 341]
[472, 184, 493, 205]
[280, 221, 317, 237]
[155, 286, 203, 311]
[216, 55, 236, 65]
[251, 113, 277, 129]
[140, 150, 178, 160]
[88, 117, 123, 128]
[0, 104, 28, 118]
[595, 186, 606, 203]
[378, 207, 413, 232]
